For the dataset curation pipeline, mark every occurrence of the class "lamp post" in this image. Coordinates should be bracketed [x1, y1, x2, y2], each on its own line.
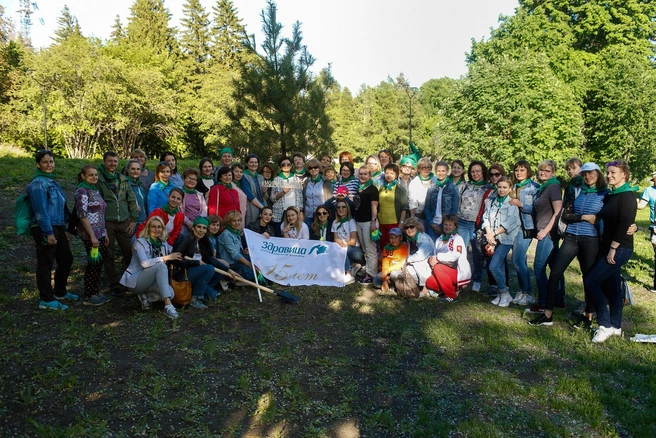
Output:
[405, 85, 418, 148]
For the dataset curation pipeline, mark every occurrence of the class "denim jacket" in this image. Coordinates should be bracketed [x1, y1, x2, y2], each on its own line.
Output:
[515, 180, 539, 231]
[424, 181, 460, 224]
[482, 196, 520, 245]
[26, 176, 67, 235]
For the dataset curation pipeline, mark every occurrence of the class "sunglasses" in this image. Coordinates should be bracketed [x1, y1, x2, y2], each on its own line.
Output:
[280, 162, 291, 167]
[336, 205, 347, 209]
[404, 225, 416, 230]
[308, 166, 319, 170]
[489, 172, 501, 177]
[317, 211, 329, 216]
[606, 161, 620, 168]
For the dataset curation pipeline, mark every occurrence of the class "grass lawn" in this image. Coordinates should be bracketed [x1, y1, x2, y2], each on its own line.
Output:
[1, 148, 655, 437]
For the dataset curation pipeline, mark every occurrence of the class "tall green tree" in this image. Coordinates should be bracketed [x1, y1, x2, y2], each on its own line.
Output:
[229, 0, 333, 159]
[126, 0, 177, 55]
[110, 15, 126, 42]
[52, 5, 83, 43]
[180, 0, 211, 74]
[211, 0, 246, 69]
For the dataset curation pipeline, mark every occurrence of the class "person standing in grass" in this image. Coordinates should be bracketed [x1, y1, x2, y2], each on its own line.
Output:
[424, 161, 460, 242]
[27, 149, 76, 310]
[125, 159, 147, 238]
[75, 164, 111, 306]
[181, 168, 207, 234]
[586, 161, 637, 343]
[120, 216, 182, 319]
[97, 151, 139, 297]
[196, 157, 215, 199]
[529, 163, 608, 328]
[241, 154, 267, 226]
[160, 152, 183, 188]
[481, 176, 521, 307]
[352, 166, 380, 285]
[637, 170, 656, 293]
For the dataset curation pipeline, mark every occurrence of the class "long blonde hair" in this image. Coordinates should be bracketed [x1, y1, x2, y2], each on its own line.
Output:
[139, 216, 169, 242]
[283, 206, 303, 230]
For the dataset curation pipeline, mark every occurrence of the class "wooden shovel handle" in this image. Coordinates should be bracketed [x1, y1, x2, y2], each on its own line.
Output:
[213, 267, 275, 294]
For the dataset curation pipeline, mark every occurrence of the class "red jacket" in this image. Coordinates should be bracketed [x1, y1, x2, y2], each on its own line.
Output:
[136, 208, 185, 246]
[208, 184, 241, 219]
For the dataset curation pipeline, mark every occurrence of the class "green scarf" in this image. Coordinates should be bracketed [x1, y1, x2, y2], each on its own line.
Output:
[471, 179, 487, 187]
[182, 186, 197, 194]
[162, 203, 179, 215]
[243, 169, 258, 179]
[418, 172, 434, 182]
[435, 178, 448, 188]
[201, 174, 214, 180]
[371, 171, 382, 180]
[515, 179, 532, 189]
[221, 182, 233, 189]
[609, 182, 639, 195]
[496, 194, 509, 208]
[77, 181, 96, 190]
[440, 230, 457, 241]
[447, 176, 464, 185]
[384, 242, 401, 251]
[278, 172, 293, 181]
[342, 175, 355, 183]
[98, 164, 118, 182]
[148, 237, 163, 248]
[293, 168, 306, 177]
[129, 177, 142, 186]
[358, 180, 373, 191]
[336, 216, 349, 230]
[537, 176, 559, 195]
[226, 225, 241, 236]
[570, 175, 584, 188]
[35, 169, 55, 179]
[405, 231, 419, 242]
[382, 180, 397, 192]
[155, 180, 170, 190]
[581, 184, 599, 194]
[309, 174, 323, 183]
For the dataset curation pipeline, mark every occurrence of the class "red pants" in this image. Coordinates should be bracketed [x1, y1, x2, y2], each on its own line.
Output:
[425, 263, 458, 299]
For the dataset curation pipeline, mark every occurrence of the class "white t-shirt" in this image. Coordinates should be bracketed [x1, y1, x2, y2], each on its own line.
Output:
[331, 218, 359, 246]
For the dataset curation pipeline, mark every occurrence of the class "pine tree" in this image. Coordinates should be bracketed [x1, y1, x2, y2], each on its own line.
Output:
[126, 0, 177, 54]
[211, 0, 246, 69]
[180, 0, 211, 74]
[110, 15, 126, 42]
[52, 5, 83, 43]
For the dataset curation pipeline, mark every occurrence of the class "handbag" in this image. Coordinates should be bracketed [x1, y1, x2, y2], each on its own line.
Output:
[394, 267, 421, 299]
[170, 266, 192, 306]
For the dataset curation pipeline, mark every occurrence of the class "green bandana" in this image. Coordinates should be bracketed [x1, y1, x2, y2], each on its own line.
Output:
[435, 178, 448, 188]
[447, 176, 464, 185]
[35, 169, 55, 179]
[581, 184, 599, 194]
[129, 177, 142, 185]
[336, 216, 349, 230]
[418, 172, 434, 182]
[98, 164, 118, 182]
[609, 182, 639, 195]
[440, 230, 457, 241]
[570, 175, 584, 188]
[293, 168, 306, 176]
[155, 180, 170, 190]
[515, 179, 532, 189]
[471, 179, 487, 187]
[162, 203, 179, 215]
[382, 180, 397, 192]
[496, 195, 508, 208]
[148, 237, 163, 248]
[243, 169, 258, 179]
[384, 242, 401, 251]
[226, 225, 241, 236]
[371, 171, 382, 180]
[342, 175, 355, 183]
[358, 180, 373, 191]
[537, 176, 559, 195]
[310, 174, 323, 183]
[182, 187, 197, 194]
[76, 181, 97, 190]
[201, 174, 214, 180]
[405, 231, 419, 242]
[278, 172, 293, 180]
[221, 182, 233, 189]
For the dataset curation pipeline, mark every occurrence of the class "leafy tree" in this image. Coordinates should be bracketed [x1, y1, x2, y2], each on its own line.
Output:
[229, 0, 333, 159]
[52, 5, 83, 43]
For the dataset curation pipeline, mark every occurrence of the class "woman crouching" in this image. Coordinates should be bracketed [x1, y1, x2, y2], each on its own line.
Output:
[120, 216, 182, 319]
[423, 214, 472, 302]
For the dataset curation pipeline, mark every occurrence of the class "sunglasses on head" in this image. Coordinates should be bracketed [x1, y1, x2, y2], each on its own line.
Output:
[606, 161, 620, 168]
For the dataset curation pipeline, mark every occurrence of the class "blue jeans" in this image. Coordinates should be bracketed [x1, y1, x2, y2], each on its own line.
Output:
[183, 264, 220, 299]
[513, 233, 533, 293]
[345, 246, 365, 271]
[584, 247, 632, 328]
[488, 244, 512, 293]
[534, 235, 564, 306]
[545, 233, 599, 312]
[459, 220, 484, 283]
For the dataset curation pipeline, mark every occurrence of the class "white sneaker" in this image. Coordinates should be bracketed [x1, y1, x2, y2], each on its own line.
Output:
[592, 326, 617, 343]
[511, 292, 524, 304]
[471, 282, 481, 292]
[164, 305, 179, 319]
[344, 273, 355, 285]
[350, 263, 363, 277]
[491, 295, 501, 305]
[613, 327, 622, 337]
[497, 292, 512, 307]
[516, 293, 535, 307]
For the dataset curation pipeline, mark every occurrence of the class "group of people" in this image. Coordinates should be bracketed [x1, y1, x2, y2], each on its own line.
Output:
[27, 147, 654, 343]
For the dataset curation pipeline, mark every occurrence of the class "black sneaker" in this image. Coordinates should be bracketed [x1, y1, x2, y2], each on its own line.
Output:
[528, 313, 553, 326]
[439, 296, 458, 303]
[358, 275, 373, 285]
[571, 315, 592, 330]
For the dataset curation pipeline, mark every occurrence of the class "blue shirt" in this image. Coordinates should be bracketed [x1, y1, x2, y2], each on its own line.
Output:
[640, 186, 656, 228]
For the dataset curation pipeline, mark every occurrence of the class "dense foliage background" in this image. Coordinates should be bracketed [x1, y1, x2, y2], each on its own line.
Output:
[1, 0, 655, 179]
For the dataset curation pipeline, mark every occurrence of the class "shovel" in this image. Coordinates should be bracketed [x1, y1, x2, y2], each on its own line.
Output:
[213, 267, 300, 304]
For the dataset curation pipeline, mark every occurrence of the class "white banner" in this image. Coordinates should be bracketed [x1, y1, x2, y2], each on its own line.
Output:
[244, 229, 347, 287]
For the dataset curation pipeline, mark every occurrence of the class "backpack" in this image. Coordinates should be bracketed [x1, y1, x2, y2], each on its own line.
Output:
[394, 267, 421, 299]
[14, 193, 34, 235]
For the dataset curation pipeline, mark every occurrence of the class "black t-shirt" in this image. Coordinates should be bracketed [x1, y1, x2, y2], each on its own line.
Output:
[353, 185, 379, 223]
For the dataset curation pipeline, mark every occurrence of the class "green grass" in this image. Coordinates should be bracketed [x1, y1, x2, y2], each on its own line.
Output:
[1, 152, 655, 436]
